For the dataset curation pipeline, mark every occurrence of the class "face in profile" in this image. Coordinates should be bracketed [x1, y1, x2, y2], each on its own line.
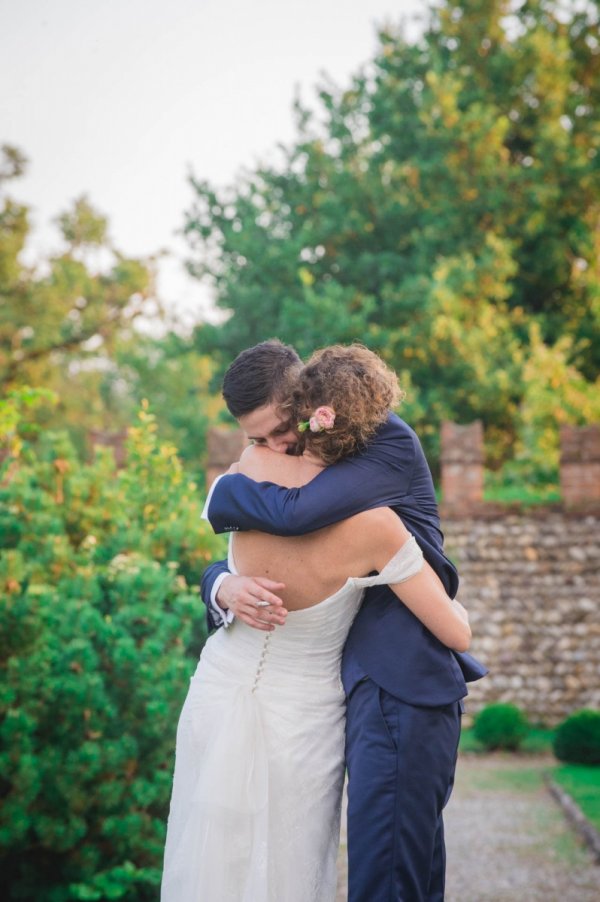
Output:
[238, 403, 298, 454]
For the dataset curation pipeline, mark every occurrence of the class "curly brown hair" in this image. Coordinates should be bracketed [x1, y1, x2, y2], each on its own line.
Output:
[286, 345, 404, 465]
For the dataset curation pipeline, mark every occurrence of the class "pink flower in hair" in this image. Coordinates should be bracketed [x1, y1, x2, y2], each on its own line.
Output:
[298, 405, 336, 433]
[311, 406, 336, 431]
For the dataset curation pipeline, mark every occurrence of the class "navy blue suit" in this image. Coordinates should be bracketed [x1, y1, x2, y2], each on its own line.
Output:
[201, 414, 486, 900]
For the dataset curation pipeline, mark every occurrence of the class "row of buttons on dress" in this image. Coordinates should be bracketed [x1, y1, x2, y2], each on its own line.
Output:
[251, 633, 272, 693]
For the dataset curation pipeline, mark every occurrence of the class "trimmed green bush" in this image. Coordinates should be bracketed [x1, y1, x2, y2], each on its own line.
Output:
[0, 392, 223, 901]
[553, 710, 600, 766]
[473, 703, 529, 751]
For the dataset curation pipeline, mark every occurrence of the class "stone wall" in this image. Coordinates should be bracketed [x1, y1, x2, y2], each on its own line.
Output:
[445, 511, 600, 725]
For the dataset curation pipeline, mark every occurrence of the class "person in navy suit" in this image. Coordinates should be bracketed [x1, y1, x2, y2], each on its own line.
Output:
[201, 340, 487, 902]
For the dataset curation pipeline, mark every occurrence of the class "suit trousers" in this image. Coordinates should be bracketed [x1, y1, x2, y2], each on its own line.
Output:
[345, 678, 462, 902]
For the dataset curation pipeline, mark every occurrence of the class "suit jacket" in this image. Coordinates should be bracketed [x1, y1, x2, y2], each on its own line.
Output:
[200, 414, 487, 705]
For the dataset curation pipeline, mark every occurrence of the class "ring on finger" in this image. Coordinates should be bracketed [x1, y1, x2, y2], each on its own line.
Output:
[255, 600, 270, 608]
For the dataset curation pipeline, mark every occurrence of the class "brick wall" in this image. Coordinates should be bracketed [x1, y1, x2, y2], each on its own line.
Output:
[560, 424, 600, 505]
[205, 427, 248, 488]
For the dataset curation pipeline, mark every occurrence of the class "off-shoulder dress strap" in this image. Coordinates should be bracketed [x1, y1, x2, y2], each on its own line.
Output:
[349, 535, 423, 588]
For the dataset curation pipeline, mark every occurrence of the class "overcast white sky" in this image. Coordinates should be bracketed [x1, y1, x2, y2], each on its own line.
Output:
[2, 0, 425, 328]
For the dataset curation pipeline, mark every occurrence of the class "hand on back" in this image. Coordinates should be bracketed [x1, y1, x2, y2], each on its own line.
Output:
[216, 574, 287, 632]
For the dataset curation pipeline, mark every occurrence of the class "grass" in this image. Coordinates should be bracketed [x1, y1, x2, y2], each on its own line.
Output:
[460, 727, 600, 830]
[463, 762, 546, 794]
[481, 461, 561, 505]
[437, 483, 561, 505]
[552, 764, 600, 830]
[482, 483, 561, 504]
[459, 725, 555, 755]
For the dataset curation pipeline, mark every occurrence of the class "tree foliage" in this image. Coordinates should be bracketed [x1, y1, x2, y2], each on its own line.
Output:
[0, 390, 223, 900]
[0, 147, 155, 391]
[111, 333, 225, 473]
[184, 0, 600, 470]
[0, 146, 221, 469]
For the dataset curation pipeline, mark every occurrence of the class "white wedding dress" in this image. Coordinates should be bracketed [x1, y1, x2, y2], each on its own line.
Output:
[161, 536, 423, 902]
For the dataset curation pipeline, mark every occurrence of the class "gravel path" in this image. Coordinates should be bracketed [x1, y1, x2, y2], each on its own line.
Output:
[336, 754, 600, 901]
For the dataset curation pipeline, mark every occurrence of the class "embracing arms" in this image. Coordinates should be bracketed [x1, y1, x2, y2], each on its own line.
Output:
[200, 559, 287, 632]
[199, 415, 458, 630]
[203, 415, 420, 537]
[388, 564, 470, 653]
[367, 509, 471, 653]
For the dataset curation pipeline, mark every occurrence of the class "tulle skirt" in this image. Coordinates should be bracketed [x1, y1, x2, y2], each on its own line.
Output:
[161, 625, 347, 902]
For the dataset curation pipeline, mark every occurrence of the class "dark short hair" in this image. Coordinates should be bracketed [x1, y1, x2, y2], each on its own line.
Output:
[222, 339, 302, 418]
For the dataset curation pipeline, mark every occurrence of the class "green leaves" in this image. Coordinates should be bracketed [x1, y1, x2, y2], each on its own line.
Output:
[0, 395, 223, 900]
[0, 150, 155, 398]
[184, 0, 600, 471]
[55, 196, 108, 249]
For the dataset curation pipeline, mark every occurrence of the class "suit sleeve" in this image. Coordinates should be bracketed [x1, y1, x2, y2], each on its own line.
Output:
[200, 559, 231, 631]
[204, 418, 417, 537]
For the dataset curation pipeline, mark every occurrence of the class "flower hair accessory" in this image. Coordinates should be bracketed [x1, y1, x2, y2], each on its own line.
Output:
[298, 406, 336, 433]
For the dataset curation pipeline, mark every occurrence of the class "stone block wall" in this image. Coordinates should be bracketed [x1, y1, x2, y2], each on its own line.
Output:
[445, 511, 600, 725]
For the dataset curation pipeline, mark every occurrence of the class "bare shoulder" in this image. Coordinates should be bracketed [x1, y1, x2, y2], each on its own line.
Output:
[238, 445, 318, 488]
[348, 508, 411, 572]
[239, 443, 274, 468]
[354, 507, 408, 533]
[317, 508, 412, 579]
[238, 444, 280, 480]
[328, 508, 409, 546]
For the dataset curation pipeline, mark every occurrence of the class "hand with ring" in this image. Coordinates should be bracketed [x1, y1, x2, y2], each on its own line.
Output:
[215, 575, 287, 631]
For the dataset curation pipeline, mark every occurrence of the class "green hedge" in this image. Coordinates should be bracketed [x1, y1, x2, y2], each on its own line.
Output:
[553, 710, 600, 766]
[0, 391, 223, 901]
[473, 703, 529, 752]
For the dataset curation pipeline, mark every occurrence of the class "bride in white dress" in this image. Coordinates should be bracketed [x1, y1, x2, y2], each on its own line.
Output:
[161, 346, 471, 902]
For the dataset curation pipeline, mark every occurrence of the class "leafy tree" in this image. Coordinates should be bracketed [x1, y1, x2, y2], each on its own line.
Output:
[0, 389, 223, 901]
[0, 146, 222, 468]
[184, 0, 600, 470]
[111, 332, 225, 472]
[0, 148, 155, 391]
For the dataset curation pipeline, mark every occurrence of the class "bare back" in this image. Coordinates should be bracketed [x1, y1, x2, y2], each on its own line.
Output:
[230, 445, 471, 652]
[231, 445, 403, 611]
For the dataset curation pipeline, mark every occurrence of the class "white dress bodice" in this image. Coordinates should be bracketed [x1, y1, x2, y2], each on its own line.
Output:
[162, 537, 423, 902]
